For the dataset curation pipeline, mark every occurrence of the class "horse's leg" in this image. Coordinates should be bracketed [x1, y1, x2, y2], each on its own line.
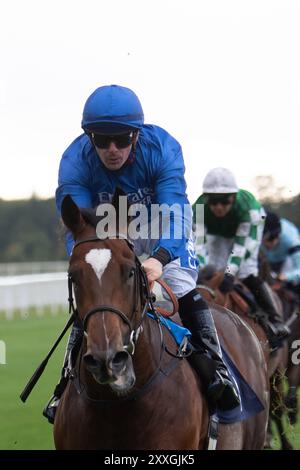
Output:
[213, 307, 270, 449]
[284, 311, 300, 425]
[270, 371, 294, 450]
[218, 420, 265, 450]
[285, 387, 298, 425]
[264, 413, 274, 449]
[271, 410, 294, 450]
[217, 423, 244, 450]
[286, 365, 300, 425]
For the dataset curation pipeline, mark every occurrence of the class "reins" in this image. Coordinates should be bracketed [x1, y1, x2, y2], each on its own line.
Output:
[68, 236, 184, 404]
[20, 235, 183, 404]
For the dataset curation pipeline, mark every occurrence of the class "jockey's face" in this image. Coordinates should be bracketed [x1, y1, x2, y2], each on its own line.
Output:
[207, 194, 235, 217]
[263, 236, 280, 250]
[93, 131, 138, 171]
[96, 143, 132, 170]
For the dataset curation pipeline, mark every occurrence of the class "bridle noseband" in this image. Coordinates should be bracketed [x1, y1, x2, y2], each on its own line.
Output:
[65, 236, 185, 406]
[68, 236, 156, 355]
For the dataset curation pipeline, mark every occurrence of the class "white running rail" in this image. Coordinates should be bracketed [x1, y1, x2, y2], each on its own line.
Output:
[0, 272, 68, 319]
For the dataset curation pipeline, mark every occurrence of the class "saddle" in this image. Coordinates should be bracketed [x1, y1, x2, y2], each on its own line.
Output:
[149, 310, 264, 425]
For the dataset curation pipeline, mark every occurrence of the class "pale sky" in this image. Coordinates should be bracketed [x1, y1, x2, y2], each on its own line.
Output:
[1, 0, 299, 203]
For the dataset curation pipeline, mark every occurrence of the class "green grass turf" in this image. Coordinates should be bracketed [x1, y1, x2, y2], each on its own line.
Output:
[0, 309, 67, 449]
[271, 394, 300, 450]
[0, 309, 299, 450]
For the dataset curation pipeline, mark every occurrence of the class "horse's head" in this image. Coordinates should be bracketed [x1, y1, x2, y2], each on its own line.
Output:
[61, 192, 147, 396]
[197, 265, 224, 290]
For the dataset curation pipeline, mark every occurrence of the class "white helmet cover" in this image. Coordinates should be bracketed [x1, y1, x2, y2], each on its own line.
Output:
[203, 167, 238, 193]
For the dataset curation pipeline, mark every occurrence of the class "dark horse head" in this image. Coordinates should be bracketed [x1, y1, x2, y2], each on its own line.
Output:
[61, 191, 149, 396]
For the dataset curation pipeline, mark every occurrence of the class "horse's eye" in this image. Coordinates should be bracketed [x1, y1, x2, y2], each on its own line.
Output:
[128, 267, 136, 279]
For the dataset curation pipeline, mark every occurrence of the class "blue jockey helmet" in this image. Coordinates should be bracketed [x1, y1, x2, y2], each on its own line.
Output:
[81, 85, 144, 134]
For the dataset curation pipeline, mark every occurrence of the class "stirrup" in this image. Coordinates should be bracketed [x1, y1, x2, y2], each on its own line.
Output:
[43, 395, 60, 424]
[267, 321, 290, 340]
[274, 323, 290, 339]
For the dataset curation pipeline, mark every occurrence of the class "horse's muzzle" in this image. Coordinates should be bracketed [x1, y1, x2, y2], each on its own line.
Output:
[83, 349, 136, 393]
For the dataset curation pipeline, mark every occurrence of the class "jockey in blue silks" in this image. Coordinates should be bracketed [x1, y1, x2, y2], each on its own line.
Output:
[43, 85, 239, 423]
[262, 212, 300, 293]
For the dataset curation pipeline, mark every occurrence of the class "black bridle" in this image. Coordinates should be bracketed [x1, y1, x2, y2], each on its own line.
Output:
[68, 236, 182, 404]
[20, 234, 186, 405]
[68, 236, 157, 355]
[68, 235, 186, 406]
[19, 234, 161, 404]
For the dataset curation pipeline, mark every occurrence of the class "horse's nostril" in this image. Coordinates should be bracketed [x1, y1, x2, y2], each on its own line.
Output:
[83, 353, 100, 370]
[111, 351, 130, 374]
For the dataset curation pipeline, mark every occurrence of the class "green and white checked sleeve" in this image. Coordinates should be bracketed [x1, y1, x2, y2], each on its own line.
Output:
[194, 227, 207, 268]
[227, 208, 263, 276]
[196, 241, 207, 268]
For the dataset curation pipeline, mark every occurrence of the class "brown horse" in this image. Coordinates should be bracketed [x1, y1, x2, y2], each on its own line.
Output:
[197, 267, 292, 450]
[260, 252, 300, 429]
[272, 281, 300, 426]
[54, 195, 269, 450]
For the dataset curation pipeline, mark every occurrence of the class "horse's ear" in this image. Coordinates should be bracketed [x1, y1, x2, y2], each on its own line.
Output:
[61, 195, 86, 236]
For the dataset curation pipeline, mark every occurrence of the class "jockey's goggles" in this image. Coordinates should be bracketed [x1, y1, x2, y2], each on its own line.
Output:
[91, 131, 136, 149]
[204, 194, 235, 206]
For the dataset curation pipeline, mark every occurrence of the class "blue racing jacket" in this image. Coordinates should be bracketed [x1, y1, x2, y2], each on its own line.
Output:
[262, 218, 300, 284]
[56, 124, 191, 260]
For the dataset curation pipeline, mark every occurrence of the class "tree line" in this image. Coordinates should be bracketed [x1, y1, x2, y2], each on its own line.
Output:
[0, 192, 299, 263]
[0, 197, 66, 262]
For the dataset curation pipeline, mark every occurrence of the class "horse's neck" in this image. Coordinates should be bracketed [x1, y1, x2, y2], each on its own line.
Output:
[199, 285, 246, 317]
[214, 290, 228, 306]
[199, 285, 227, 306]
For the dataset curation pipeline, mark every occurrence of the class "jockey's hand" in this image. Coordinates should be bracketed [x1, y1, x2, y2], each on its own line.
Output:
[219, 272, 235, 294]
[277, 273, 287, 282]
[142, 257, 163, 283]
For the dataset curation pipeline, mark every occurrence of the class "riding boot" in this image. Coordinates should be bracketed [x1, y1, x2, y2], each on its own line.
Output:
[43, 320, 83, 424]
[243, 275, 290, 345]
[178, 289, 240, 411]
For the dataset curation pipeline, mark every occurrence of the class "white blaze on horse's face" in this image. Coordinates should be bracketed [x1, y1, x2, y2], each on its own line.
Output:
[85, 248, 112, 282]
